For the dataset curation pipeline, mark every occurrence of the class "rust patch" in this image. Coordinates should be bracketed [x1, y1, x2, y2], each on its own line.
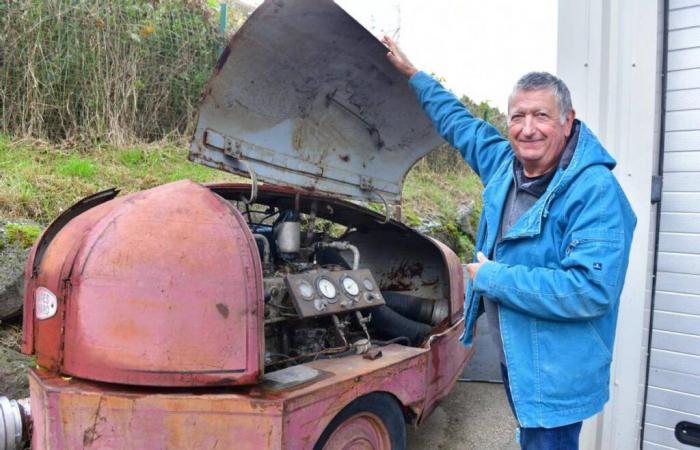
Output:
[216, 303, 230, 318]
[380, 261, 425, 291]
[83, 396, 105, 447]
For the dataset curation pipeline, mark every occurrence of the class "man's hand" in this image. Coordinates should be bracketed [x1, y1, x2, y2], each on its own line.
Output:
[466, 252, 490, 280]
[382, 36, 418, 78]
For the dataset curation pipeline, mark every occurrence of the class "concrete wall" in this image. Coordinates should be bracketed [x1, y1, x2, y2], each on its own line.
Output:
[557, 1, 663, 448]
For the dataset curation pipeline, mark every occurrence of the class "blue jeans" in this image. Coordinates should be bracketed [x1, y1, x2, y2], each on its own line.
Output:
[500, 364, 582, 450]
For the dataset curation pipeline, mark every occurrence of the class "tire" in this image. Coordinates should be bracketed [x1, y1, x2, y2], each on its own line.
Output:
[314, 393, 406, 450]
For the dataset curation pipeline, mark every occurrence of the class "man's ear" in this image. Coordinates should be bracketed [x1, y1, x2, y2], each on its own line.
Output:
[564, 109, 576, 137]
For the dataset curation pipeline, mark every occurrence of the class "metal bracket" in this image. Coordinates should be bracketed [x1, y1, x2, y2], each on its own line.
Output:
[651, 175, 663, 204]
[360, 177, 391, 224]
[239, 159, 258, 204]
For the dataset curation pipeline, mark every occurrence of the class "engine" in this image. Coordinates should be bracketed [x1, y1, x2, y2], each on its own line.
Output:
[236, 197, 445, 370]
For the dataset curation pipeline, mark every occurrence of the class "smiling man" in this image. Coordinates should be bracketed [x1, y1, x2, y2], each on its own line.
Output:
[383, 37, 637, 450]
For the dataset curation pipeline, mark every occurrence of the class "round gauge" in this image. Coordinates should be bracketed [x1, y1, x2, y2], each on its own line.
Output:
[298, 280, 314, 300]
[363, 278, 374, 291]
[317, 278, 337, 300]
[341, 276, 360, 297]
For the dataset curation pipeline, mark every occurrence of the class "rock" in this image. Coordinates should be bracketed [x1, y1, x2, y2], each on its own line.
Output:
[0, 221, 39, 320]
[457, 200, 476, 237]
[416, 216, 442, 234]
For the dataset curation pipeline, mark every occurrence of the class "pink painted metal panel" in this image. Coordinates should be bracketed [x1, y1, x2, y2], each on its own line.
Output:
[29, 369, 284, 450]
[421, 319, 475, 421]
[27, 198, 127, 370]
[29, 346, 432, 450]
[280, 345, 428, 449]
[60, 180, 264, 386]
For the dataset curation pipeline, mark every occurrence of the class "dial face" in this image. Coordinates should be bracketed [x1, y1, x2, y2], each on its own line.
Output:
[341, 277, 360, 296]
[298, 280, 314, 300]
[317, 278, 337, 300]
[363, 278, 374, 291]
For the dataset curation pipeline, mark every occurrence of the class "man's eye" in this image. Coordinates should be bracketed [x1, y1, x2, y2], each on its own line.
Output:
[536, 112, 549, 118]
[510, 114, 524, 122]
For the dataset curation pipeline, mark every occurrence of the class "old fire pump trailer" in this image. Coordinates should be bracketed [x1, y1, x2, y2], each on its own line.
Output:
[0, 1, 475, 448]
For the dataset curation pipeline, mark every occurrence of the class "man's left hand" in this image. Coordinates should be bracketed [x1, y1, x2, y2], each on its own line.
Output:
[466, 252, 490, 280]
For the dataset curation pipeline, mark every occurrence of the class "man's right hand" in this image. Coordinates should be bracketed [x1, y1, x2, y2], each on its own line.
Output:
[382, 36, 418, 78]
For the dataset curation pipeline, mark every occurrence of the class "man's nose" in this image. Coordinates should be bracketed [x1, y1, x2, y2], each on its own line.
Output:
[522, 115, 537, 136]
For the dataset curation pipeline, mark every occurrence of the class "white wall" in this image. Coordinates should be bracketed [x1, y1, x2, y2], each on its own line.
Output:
[557, 1, 662, 449]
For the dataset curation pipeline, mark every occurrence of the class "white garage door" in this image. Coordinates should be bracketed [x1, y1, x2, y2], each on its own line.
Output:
[643, 1, 700, 449]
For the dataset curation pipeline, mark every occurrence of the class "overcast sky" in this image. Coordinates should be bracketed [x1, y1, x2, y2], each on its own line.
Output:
[239, 0, 558, 113]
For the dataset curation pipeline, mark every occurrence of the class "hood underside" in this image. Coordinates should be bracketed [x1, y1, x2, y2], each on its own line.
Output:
[189, 0, 441, 205]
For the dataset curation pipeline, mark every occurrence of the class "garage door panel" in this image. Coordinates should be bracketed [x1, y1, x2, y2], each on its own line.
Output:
[656, 272, 700, 295]
[666, 88, 700, 111]
[670, 0, 700, 10]
[664, 130, 700, 151]
[668, 47, 700, 72]
[649, 350, 700, 378]
[648, 368, 700, 396]
[662, 172, 700, 191]
[667, 68, 700, 90]
[660, 213, 700, 233]
[669, 27, 700, 51]
[647, 386, 700, 416]
[658, 232, 700, 253]
[660, 193, 700, 212]
[669, 7, 700, 30]
[665, 109, 700, 131]
[663, 151, 700, 171]
[657, 252, 700, 274]
[651, 329, 700, 354]
[654, 291, 700, 315]
[643, 423, 699, 450]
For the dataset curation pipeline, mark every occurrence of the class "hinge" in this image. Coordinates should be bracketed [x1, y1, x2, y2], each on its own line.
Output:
[651, 175, 663, 204]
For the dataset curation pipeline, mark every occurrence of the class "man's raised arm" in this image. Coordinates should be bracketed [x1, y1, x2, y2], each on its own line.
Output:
[383, 36, 511, 186]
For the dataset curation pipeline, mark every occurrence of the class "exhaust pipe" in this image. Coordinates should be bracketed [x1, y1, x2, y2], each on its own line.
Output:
[0, 397, 30, 450]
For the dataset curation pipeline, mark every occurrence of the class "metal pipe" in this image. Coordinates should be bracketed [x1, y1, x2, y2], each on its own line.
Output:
[0, 396, 29, 450]
[252, 233, 270, 264]
[315, 242, 360, 270]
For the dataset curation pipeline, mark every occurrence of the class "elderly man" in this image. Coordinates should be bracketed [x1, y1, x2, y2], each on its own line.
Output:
[383, 37, 636, 450]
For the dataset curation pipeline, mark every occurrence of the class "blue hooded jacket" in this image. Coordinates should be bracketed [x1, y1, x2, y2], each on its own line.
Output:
[410, 71, 637, 428]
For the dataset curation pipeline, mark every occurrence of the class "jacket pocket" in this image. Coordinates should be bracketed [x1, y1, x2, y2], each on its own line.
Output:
[564, 230, 623, 288]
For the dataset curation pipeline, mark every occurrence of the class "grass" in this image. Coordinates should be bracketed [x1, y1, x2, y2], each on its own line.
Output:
[4, 223, 42, 249]
[0, 136, 243, 224]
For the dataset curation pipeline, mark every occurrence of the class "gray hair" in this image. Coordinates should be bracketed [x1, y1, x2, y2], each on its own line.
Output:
[508, 72, 573, 124]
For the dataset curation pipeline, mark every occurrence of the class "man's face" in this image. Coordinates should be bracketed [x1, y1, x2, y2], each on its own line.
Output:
[508, 88, 575, 177]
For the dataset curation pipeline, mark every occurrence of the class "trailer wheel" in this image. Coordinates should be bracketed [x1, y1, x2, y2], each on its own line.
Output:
[314, 393, 406, 450]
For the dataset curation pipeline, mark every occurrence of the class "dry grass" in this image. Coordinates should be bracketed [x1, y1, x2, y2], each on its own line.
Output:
[0, 1, 249, 144]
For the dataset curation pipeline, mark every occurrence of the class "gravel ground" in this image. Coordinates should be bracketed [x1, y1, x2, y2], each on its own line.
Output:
[408, 380, 519, 450]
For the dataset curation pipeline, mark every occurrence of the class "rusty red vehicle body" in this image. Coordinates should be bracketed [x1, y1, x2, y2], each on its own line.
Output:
[10, 1, 477, 449]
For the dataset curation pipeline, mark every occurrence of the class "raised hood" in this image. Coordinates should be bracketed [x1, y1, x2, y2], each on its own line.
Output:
[189, 0, 441, 205]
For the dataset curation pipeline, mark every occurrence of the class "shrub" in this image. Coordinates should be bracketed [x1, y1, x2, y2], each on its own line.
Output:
[0, 0, 229, 144]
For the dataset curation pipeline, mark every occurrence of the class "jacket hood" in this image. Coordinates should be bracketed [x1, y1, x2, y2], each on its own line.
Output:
[555, 119, 617, 191]
[502, 119, 618, 240]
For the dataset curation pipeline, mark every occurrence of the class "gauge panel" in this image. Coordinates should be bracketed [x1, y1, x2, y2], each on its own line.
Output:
[284, 269, 384, 318]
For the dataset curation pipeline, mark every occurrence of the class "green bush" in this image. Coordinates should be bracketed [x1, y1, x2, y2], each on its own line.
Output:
[0, 0, 228, 144]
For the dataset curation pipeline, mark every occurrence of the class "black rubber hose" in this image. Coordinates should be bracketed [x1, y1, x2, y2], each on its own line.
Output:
[371, 305, 432, 346]
[382, 291, 435, 324]
[372, 336, 411, 346]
